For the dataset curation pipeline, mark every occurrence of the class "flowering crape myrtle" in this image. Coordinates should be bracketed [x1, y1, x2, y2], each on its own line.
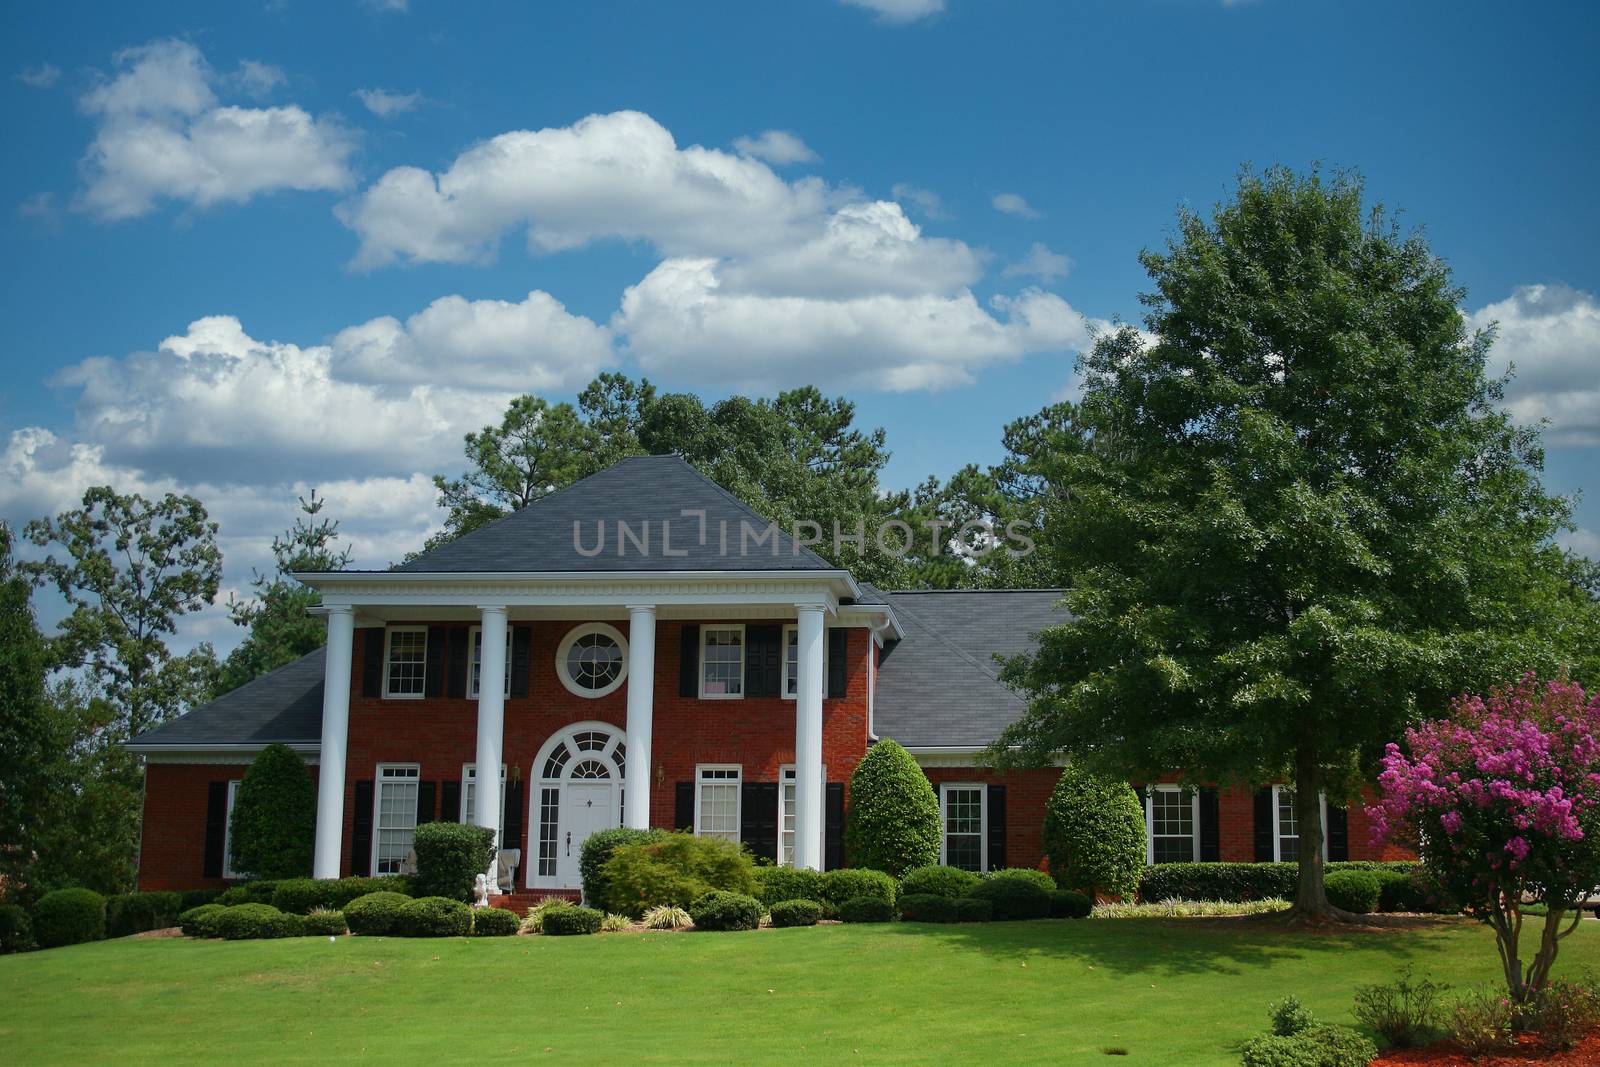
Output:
[1370, 675, 1600, 1000]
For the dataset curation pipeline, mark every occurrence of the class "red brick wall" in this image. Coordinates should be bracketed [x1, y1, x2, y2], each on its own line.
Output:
[921, 766, 1060, 870]
[137, 762, 252, 891]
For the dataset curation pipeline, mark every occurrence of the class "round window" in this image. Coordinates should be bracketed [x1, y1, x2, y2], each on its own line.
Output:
[554, 623, 629, 698]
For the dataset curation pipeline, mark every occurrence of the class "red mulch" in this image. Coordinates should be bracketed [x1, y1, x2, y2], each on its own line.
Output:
[1372, 1032, 1600, 1065]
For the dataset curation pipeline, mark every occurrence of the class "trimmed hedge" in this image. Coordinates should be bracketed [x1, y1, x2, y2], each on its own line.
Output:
[1043, 765, 1146, 900]
[303, 910, 348, 936]
[179, 889, 222, 912]
[601, 832, 757, 918]
[899, 893, 958, 923]
[178, 904, 228, 938]
[967, 876, 1051, 921]
[983, 868, 1056, 892]
[270, 876, 412, 915]
[768, 899, 822, 927]
[1049, 889, 1093, 919]
[580, 827, 666, 908]
[839, 895, 895, 923]
[31, 888, 106, 948]
[752, 865, 828, 908]
[542, 905, 604, 936]
[1240, 1024, 1377, 1067]
[954, 897, 993, 923]
[471, 907, 521, 937]
[399, 896, 473, 937]
[0, 903, 34, 953]
[1325, 871, 1380, 915]
[689, 891, 763, 932]
[821, 868, 897, 910]
[106, 891, 183, 937]
[1137, 862, 1419, 903]
[1375, 869, 1455, 914]
[844, 739, 942, 877]
[898, 865, 979, 901]
[412, 822, 497, 902]
[217, 881, 278, 907]
[216, 903, 304, 940]
[344, 891, 413, 936]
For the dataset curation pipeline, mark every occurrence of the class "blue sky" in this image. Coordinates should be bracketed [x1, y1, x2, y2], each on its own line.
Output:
[4, 0, 1598, 651]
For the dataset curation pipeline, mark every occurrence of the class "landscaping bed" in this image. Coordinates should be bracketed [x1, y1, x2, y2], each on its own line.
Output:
[1371, 1031, 1600, 1065]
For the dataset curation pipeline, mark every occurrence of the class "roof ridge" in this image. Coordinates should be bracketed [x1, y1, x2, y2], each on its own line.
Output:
[881, 596, 1005, 684]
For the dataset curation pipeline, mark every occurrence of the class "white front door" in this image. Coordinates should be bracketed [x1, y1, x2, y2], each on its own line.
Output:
[556, 783, 619, 887]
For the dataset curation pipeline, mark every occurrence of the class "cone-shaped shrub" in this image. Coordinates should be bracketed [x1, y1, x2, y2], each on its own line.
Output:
[843, 739, 939, 878]
[230, 743, 316, 880]
[1043, 764, 1146, 900]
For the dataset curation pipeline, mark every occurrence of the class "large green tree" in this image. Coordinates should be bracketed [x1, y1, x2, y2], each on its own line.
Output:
[0, 524, 62, 900]
[996, 168, 1599, 919]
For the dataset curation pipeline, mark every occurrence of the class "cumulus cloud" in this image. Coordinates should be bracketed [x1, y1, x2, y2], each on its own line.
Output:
[355, 87, 422, 118]
[16, 63, 62, 88]
[77, 39, 355, 221]
[1002, 241, 1071, 281]
[891, 182, 948, 220]
[732, 129, 818, 165]
[232, 60, 285, 98]
[1469, 284, 1600, 445]
[992, 192, 1041, 218]
[839, 0, 945, 23]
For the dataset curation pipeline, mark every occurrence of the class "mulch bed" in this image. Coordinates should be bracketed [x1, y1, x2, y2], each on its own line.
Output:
[1372, 1032, 1600, 1065]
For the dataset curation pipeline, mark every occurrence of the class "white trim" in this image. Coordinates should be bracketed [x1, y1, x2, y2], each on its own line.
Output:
[698, 624, 746, 699]
[373, 763, 422, 875]
[132, 745, 321, 761]
[938, 781, 988, 872]
[382, 625, 428, 700]
[527, 721, 627, 890]
[1143, 785, 1201, 865]
[221, 780, 243, 880]
[467, 625, 513, 700]
[459, 762, 508, 825]
[1270, 786, 1329, 863]
[694, 764, 742, 842]
[554, 622, 630, 699]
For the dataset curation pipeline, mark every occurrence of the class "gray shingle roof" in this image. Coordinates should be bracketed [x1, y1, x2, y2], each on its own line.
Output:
[129, 650, 324, 748]
[390, 454, 836, 573]
[873, 589, 1070, 748]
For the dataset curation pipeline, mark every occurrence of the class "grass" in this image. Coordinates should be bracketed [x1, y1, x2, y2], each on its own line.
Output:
[5, 917, 1600, 1065]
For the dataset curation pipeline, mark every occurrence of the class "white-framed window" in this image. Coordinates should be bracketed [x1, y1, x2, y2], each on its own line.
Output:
[554, 623, 629, 699]
[1272, 786, 1329, 863]
[460, 762, 508, 825]
[374, 764, 421, 875]
[383, 626, 428, 699]
[939, 782, 987, 872]
[699, 625, 745, 698]
[1144, 785, 1200, 864]
[467, 626, 512, 700]
[777, 764, 828, 867]
[695, 765, 741, 842]
[781, 624, 829, 699]
[222, 780, 243, 880]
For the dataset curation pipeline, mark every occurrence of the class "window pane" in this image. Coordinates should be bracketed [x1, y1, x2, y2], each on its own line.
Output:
[785, 628, 799, 696]
[698, 768, 740, 841]
[943, 787, 984, 872]
[470, 630, 512, 699]
[566, 632, 623, 692]
[538, 787, 560, 877]
[1150, 789, 1196, 864]
[1278, 789, 1299, 862]
[386, 630, 426, 696]
[702, 629, 743, 695]
[375, 768, 419, 874]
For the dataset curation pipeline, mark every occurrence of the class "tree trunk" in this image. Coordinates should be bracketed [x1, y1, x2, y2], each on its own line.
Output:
[1288, 740, 1345, 922]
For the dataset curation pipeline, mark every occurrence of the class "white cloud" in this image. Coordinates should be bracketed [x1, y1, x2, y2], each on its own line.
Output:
[732, 129, 818, 166]
[1561, 527, 1600, 561]
[1469, 284, 1600, 445]
[992, 192, 1041, 218]
[839, 0, 945, 23]
[355, 87, 422, 118]
[1002, 241, 1071, 281]
[16, 63, 62, 88]
[891, 182, 948, 220]
[232, 60, 285, 98]
[18, 191, 57, 221]
[77, 39, 355, 221]
[362, 0, 408, 11]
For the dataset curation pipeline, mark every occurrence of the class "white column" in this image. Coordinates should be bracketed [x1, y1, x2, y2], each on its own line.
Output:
[624, 605, 657, 830]
[794, 604, 826, 871]
[313, 606, 354, 879]
[474, 606, 508, 856]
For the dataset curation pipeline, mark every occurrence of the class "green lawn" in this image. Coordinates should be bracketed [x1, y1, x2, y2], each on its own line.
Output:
[5, 918, 1598, 1066]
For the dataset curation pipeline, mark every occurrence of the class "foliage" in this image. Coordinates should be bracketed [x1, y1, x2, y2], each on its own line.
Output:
[1238, 1025, 1376, 1067]
[179, 889, 221, 911]
[106, 891, 183, 937]
[600, 912, 631, 932]
[579, 826, 665, 908]
[411, 821, 497, 902]
[0, 524, 60, 904]
[966, 875, 1051, 921]
[1269, 995, 1315, 1037]
[688, 891, 763, 932]
[1048, 890, 1092, 918]
[1137, 862, 1418, 904]
[269, 876, 410, 915]
[641, 904, 692, 931]
[31, 888, 106, 948]
[0, 903, 34, 953]
[178, 904, 228, 938]
[343, 892, 413, 936]
[820, 868, 898, 910]
[898, 865, 978, 901]
[541, 905, 604, 936]
[229, 743, 316, 880]
[982, 867, 1056, 892]
[218, 881, 279, 906]
[1372, 870, 1453, 914]
[519, 897, 573, 934]
[1092, 898, 1289, 919]
[1043, 765, 1146, 899]
[216, 903, 305, 940]
[953, 898, 992, 922]
[302, 909, 348, 936]
[600, 832, 757, 918]
[469, 907, 521, 937]
[1519, 973, 1600, 1053]
[1322, 871, 1379, 915]
[768, 899, 822, 928]
[1352, 966, 1447, 1049]
[842, 741, 940, 877]
[398, 896, 473, 937]
[838, 896, 894, 923]
[899, 894, 958, 923]
[994, 167, 1600, 918]
[1370, 676, 1600, 1000]
[751, 865, 828, 907]
[1446, 986, 1515, 1057]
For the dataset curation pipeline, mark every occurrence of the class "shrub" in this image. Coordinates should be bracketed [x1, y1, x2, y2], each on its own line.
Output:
[689, 891, 763, 932]
[106, 891, 183, 937]
[519, 898, 574, 934]
[542, 905, 603, 935]
[229, 743, 316, 880]
[1093, 898, 1289, 919]
[898, 865, 978, 901]
[820, 868, 897, 910]
[1268, 995, 1314, 1037]
[1136, 861, 1418, 904]
[470, 907, 521, 937]
[579, 827, 666, 908]
[1519, 973, 1600, 1053]
[31, 888, 106, 948]
[1043, 765, 1146, 900]
[768, 899, 823, 927]
[0, 903, 34, 953]
[1446, 987, 1514, 1058]
[412, 822, 497, 902]
[642, 904, 692, 931]
[1374, 868, 1455, 914]
[601, 832, 757, 917]
[752, 865, 828, 908]
[303, 909, 348, 936]
[344, 891, 413, 936]
[839, 896, 894, 923]
[179, 889, 221, 911]
[601, 913, 631, 932]
[1239, 1025, 1376, 1067]
[967, 876, 1051, 921]
[1323, 871, 1380, 915]
[216, 903, 304, 940]
[843, 739, 941, 877]
[984, 868, 1056, 892]
[1048, 889, 1092, 919]
[899, 893, 958, 923]
[270, 876, 411, 915]
[218, 881, 279, 907]
[954, 898, 992, 922]
[1352, 965, 1447, 1049]
[178, 903, 228, 938]
[399, 895, 473, 937]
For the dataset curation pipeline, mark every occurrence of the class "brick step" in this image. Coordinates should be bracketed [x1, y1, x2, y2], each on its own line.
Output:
[487, 889, 581, 916]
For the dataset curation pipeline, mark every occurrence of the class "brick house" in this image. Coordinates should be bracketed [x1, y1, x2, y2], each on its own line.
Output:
[127, 454, 1394, 893]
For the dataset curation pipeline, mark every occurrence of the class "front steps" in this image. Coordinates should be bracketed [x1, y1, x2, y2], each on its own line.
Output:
[487, 888, 582, 916]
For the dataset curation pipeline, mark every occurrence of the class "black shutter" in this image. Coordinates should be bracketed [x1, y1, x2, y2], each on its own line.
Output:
[986, 784, 1007, 872]
[351, 780, 375, 877]
[1326, 803, 1349, 862]
[510, 626, 532, 698]
[1253, 788, 1275, 862]
[440, 780, 462, 823]
[745, 625, 781, 698]
[827, 628, 848, 698]
[824, 782, 845, 870]
[1199, 788, 1221, 862]
[361, 628, 384, 697]
[203, 781, 227, 879]
[416, 781, 437, 826]
[503, 781, 525, 853]
[674, 781, 695, 831]
[446, 625, 469, 699]
[425, 626, 446, 698]
[740, 781, 778, 862]
[678, 624, 699, 697]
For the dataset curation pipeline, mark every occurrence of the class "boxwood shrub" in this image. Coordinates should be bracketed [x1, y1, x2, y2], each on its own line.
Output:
[412, 822, 497, 902]
[843, 739, 941, 877]
[303, 909, 348, 936]
[1043, 765, 1147, 900]
[768, 899, 822, 928]
[1324, 871, 1380, 915]
[270, 876, 412, 915]
[471, 907, 521, 937]
[179, 889, 221, 911]
[542, 905, 604, 935]
[216, 903, 304, 940]
[399, 895, 473, 937]
[217, 881, 279, 907]
[839, 895, 895, 923]
[1240, 1024, 1376, 1067]
[579, 827, 666, 908]
[967, 876, 1051, 921]
[1049, 889, 1093, 919]
[954, 897, 993, 923]
[344, 891, 413, 936]
[752, 865, 828, 908]
[983, 868, 1057, 892]
[0, 903, 34, 953]
[899, 865, 979, 900]
[689, 891, 763, 932]
[1137, 862, 1418, 903]
[821, 868, 897, 910]
[106, 891, 184, 937]
[178, 903, 228, 938]
[31, 888, 106, 948]
[600, 832, 757, 917]
[899, 893, 958, 923]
